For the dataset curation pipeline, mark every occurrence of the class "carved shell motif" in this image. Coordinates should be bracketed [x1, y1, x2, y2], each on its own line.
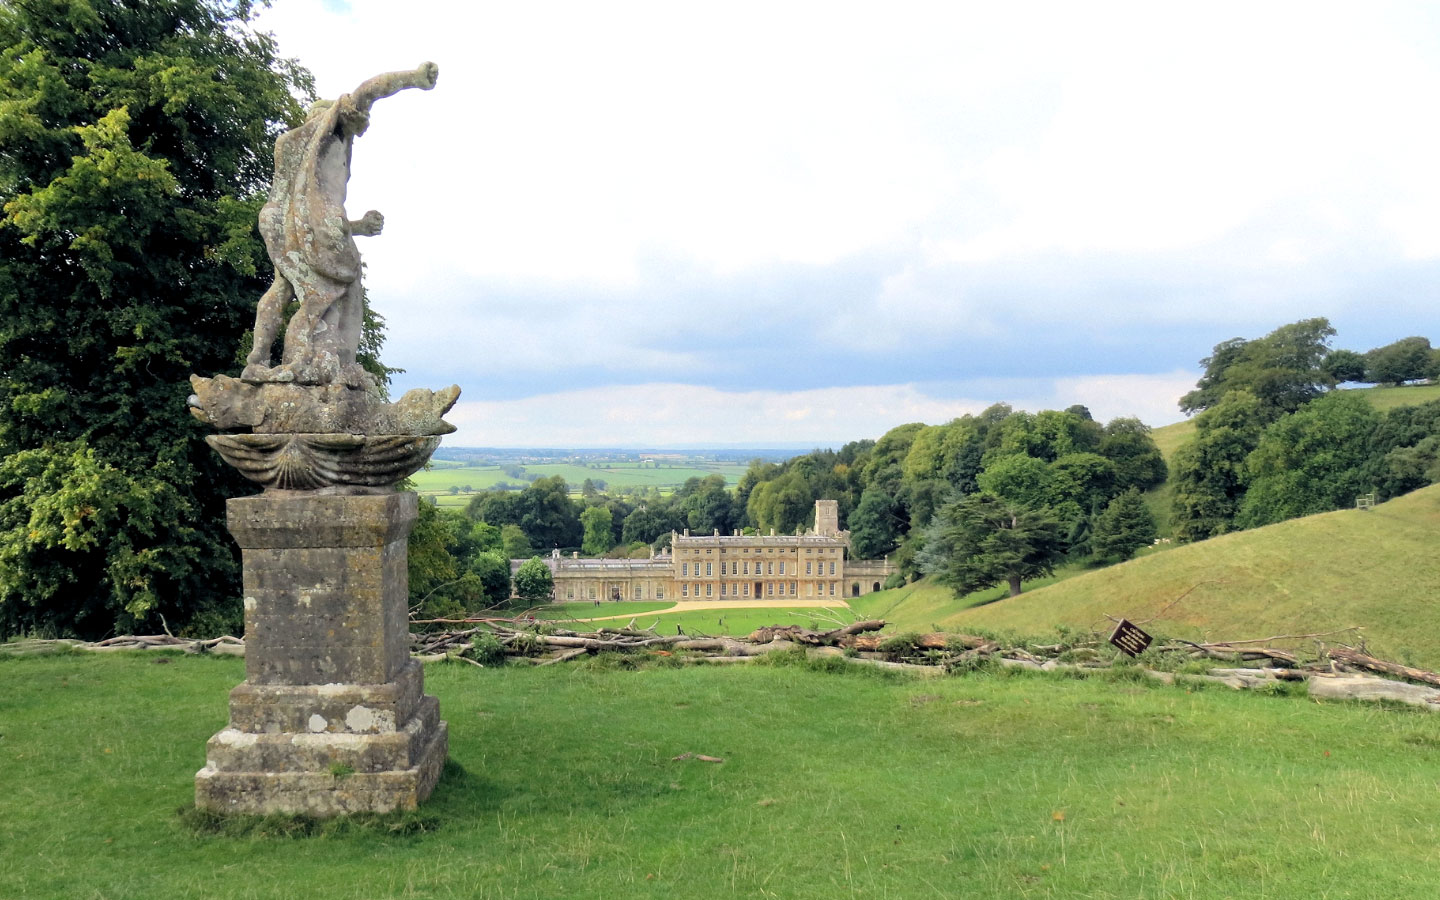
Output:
[206, 434, 441, 491]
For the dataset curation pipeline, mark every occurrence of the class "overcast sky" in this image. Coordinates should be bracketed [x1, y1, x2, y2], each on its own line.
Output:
[254, 1, 1440, 447]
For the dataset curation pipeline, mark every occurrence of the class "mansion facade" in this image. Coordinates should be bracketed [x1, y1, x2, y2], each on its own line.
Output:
[520, 500, 895, 604]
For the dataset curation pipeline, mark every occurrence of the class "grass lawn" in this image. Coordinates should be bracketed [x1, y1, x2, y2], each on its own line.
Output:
[1147, 417, 1195, 464]
[6, 652, 1440, 898]
[1356, 381, 1440, 412]
[533, 600, 677, 620]
[641, 606, 854, 636]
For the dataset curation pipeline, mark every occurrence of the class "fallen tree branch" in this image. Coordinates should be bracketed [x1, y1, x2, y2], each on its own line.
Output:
[1328, 647, 1440, 687]
[536, 648, 589, 666]
[746, 620, 886, 646]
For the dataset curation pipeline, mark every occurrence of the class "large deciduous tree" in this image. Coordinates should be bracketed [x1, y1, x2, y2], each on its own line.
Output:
[513, 556, 554, 603]
[919, 493, 1065, 598]
[1170, 390, 1266, 541]
[579, 504, 613, 556]
[1180, 318, 1337, 418]
[0, 0, 312, 638]
[1097, 417, 1168, 493]
[1364, 336, 1434, 386]
[1234, 391, 1379, 529]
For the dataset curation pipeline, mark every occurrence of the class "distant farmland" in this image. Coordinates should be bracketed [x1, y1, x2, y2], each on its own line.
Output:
[412, 459, 752, 507]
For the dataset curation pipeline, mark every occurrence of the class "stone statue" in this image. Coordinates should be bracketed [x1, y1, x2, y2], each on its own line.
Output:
[188, 62, 460, 491]
[190, 64, 455, 817]
[244, 62, 439, 389]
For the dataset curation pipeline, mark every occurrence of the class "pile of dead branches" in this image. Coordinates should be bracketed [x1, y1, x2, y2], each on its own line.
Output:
[412, 619, 900, 668]
[12, 618, 1440, 713]
[402, 618, 1440, 711]
[0, 634, 244, 657]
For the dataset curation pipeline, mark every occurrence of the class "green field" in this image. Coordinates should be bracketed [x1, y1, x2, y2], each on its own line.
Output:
[533, 600, 677, 621]
[639, 606, 855, 636]
[6, 651, 1440, 898]
[859, 484, 1440, 667]
[531, 601, 863, 637]
[411, 460, 750, 507]
[1355, 381, 1440, 412]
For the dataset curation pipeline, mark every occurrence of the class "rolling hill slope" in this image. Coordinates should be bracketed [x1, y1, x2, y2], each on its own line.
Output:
[860, 483, 1440, 667]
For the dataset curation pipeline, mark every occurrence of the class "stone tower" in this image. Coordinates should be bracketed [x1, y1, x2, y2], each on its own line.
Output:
[813, 499, 840, 537]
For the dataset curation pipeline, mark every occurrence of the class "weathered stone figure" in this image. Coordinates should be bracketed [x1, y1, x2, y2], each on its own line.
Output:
[244, 63, 438, 388]
[188, 63, 455, 817]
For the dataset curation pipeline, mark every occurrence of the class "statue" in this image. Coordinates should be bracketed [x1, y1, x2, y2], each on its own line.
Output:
[190, 64, 455, 817]
[243, 63, 439, 389]
[187, 62, 459, 490]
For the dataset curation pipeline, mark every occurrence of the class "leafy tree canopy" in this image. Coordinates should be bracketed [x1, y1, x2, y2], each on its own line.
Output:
[1090, 489, 1157, 563]
[513, 556, 553, 603]
[1235, 391, 1380, 529]
[579, 504, 613, 556]
[0, 0, 312, 638]
[1323, 348, 1369, 384]
[919, 493, 1066, 598]
[1180, 318, 1337, 418]
[1097, 417, 1168, 493]
[1364, 336, 1434, 386]
[1170, 390, 1267, 541]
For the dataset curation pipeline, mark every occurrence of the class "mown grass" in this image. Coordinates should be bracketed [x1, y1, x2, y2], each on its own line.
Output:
[639, 606, 854, 636]
[533, 600, 677, 621]
[1358, 381, 1440, 412]
[5, 652, 1440, 898]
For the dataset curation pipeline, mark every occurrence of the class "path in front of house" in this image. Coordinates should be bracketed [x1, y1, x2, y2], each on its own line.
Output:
[566, 598, 852, 623]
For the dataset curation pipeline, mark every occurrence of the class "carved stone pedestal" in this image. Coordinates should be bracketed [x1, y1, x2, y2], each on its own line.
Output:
[195, 491, 447, 816]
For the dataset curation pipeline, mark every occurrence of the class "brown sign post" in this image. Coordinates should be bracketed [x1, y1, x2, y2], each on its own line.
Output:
[1108, 619, 1153, 657]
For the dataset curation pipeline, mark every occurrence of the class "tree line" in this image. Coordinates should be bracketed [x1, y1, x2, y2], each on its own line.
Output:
[409, 403, 1172, 612]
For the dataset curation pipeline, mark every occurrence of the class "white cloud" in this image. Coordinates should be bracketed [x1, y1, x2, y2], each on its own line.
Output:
[440, 373, 1196, 447]
[247, 2, 1439, 445]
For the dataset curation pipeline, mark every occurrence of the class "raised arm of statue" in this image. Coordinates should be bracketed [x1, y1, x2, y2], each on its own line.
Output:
[350, 62, 439, 115]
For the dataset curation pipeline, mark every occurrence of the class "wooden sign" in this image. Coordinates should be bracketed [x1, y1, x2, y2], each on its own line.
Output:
[1108, 619, 1152, 657]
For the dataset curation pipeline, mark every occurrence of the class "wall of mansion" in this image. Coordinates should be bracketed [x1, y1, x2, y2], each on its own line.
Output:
[514, 500, 895, 604]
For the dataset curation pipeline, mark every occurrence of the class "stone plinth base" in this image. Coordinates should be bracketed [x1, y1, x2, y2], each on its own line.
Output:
[195, 710, 447, 816]
[196, 492, 447, 817]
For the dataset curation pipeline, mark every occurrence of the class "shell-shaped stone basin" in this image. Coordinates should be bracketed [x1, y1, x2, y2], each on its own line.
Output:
[206, 433, 441, 491]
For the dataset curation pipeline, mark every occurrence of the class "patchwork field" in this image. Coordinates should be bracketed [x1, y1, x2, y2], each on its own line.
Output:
[5, 652, 1440, 899]
[411, 460, 751, 507]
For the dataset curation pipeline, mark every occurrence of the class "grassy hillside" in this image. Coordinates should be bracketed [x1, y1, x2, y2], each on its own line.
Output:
[864, 484, 1440, 666]
[1357, 381, 1440, 412]
[8, 652, 1440, 898]
[848, 562, 1095, 632]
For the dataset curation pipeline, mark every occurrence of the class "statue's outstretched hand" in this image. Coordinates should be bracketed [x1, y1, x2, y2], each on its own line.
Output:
[417, 61, 439, 90]
[351, 210, 384, 236]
